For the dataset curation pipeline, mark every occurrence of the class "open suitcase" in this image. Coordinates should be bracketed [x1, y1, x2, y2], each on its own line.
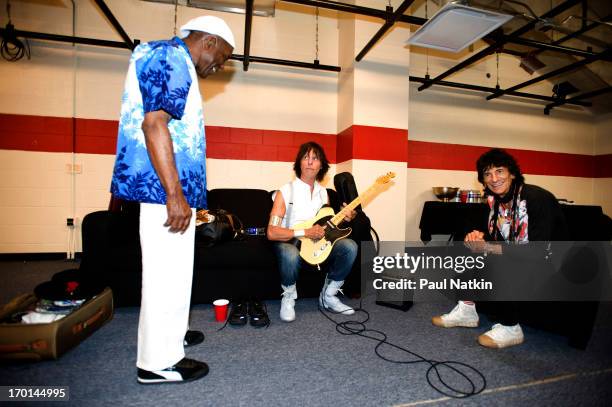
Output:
[0, 287, 113, 361]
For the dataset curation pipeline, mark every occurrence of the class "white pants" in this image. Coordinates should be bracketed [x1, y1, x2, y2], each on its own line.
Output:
[137, 203, 196, 371]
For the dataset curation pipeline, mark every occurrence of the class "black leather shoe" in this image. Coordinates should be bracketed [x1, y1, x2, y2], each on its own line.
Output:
[183, 330, 204, 347]
[228, 301, 248, 326]
[248, 299, 270, 328]
[137, 357, 209, 384]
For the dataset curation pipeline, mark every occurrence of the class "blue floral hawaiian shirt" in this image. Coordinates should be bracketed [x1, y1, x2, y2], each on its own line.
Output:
[110, 37, 207, 208]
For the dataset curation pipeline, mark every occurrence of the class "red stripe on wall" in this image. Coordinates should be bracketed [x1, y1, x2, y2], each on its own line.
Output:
[337, 125, 408, 163]
[75, 118, 119, 154]
[595, 154, 612, 178]
[353, 125, 408, 162]
[0, 114, 72, 153]
[408, 141, 488, 172]
[0, 113, 609, 178]
[0, 114, 118, 154]
[407, 140, 598, 178]
[206, 128, 337, 163]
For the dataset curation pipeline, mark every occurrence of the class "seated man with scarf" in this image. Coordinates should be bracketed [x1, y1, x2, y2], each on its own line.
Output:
[431, 148, 568, 349]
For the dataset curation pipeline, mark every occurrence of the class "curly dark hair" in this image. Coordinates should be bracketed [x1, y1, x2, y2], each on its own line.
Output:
[476, 148, 525, 185]
[293, 141, 330, 182]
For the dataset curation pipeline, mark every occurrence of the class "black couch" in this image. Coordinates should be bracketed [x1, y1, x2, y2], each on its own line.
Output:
[80, 188, 370, 307]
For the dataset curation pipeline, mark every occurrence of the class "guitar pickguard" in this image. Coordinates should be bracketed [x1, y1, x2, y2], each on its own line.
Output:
[297, 214, 352, 265]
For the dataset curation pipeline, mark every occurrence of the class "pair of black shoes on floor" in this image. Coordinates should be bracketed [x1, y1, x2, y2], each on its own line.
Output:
[228, 299, 270, 328]
[137, 330, 207, 385]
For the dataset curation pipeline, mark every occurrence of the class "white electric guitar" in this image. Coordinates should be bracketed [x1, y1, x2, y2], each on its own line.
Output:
[294, 172, 395, 266]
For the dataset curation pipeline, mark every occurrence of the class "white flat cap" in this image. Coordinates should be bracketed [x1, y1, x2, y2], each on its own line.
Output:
[179, 16, 236, 49]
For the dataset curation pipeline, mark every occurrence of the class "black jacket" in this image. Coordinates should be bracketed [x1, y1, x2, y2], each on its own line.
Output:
[486, 184, 569, 242]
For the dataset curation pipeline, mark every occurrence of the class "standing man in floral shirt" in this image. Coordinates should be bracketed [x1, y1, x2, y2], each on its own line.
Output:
[110, 16, 234, 384]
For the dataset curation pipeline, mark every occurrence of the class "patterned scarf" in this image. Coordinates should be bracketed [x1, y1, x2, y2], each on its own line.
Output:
[487, 183, 529, 243]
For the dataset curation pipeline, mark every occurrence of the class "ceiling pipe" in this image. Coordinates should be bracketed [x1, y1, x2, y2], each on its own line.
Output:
[281, 0, 426, 25]
[231, 54, 341, 72]
[0, 28, 131, 49]
[417, 0, 583, 92]
[497, 48, 524, 57]
[355, 0, 417, 62]
[545, 85, 612, 114]
[409, 76, 591, 107]
[243, 0, 253, 71]
[3, 0, 605, 107]
[93, 0, 136, 50]
[552, 13, 612, 48]
[283, 0, 604, 68]
[505, 37, 612, 60]
[3, 29, 341, 72]
[487, 48, 612, 100]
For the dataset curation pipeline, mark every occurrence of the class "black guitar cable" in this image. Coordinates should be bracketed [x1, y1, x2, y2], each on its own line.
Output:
[318, 298, 487, 399]
[1, 2, 31, 62]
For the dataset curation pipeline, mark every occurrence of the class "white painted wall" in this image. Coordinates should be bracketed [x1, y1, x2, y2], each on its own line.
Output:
[343, 160, 409, 242]
[337, 11, 411, 242]
[594, 113, 612, 154]
[0, 0, 608, 253]
[0, 0, 340, 253]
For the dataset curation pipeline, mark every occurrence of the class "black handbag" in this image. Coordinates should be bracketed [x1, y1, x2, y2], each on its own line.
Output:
[196, 209, 244, 247]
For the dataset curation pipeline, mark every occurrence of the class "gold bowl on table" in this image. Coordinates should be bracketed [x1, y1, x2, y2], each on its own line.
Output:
[432, 187, 459, 202]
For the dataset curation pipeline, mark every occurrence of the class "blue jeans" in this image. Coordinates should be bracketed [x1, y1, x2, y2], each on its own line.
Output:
[274, 238, 358, 287]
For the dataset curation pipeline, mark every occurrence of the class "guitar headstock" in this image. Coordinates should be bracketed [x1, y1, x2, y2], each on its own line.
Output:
[376, 172, 396, 185]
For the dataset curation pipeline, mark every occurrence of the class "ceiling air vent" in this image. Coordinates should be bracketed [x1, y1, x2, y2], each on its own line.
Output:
[408, 2, 512, 53]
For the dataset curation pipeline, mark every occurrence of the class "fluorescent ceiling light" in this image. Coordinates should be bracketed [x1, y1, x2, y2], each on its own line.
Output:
[140, 0, 275, 17]
[408, 2, 513, 53]
[187, 0, 275, 17]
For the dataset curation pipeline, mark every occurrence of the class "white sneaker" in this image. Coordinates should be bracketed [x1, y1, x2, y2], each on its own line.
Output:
[280, 284, 297, 322]
[432, 301, 479, 328]
[478, 323, 524, 349]
[319, 279, 354, 315]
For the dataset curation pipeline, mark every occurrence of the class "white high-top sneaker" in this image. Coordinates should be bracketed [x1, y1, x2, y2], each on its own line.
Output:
[432, 301, 479, 328]
[478, 323, 524, 348]
[319, 279, 354, 315]
[280, 284, 297, 322]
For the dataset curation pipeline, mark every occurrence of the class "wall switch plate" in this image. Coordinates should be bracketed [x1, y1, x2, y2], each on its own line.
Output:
[65, 163, 82, 174]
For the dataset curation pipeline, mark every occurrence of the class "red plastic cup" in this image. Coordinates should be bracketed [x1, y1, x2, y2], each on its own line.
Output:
[213, 299, 229, 322]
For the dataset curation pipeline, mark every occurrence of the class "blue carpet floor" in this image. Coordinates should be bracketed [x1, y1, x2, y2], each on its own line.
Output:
[1, 260, 611, 406]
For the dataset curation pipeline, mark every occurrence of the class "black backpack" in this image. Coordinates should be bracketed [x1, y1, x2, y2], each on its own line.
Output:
[196, 209, 244, 247]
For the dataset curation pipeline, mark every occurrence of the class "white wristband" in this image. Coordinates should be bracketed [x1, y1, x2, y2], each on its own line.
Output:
[293, 229, 305, 238]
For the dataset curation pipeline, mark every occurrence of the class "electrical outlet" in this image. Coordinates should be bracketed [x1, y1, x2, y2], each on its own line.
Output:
[66, 218, 74, 227]
[65, 163, 82, 174]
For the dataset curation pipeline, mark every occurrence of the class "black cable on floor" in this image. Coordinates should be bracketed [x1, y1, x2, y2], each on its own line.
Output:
[318, 298, 487, 398]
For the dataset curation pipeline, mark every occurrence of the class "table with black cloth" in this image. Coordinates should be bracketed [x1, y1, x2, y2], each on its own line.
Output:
[419, 201, 610, 242]
[418, 200, 611, 349]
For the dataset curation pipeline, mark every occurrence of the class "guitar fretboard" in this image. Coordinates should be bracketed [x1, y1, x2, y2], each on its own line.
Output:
[330, 182, 380, 225]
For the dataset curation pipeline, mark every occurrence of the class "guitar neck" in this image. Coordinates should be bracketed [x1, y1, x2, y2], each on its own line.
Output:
[330, 183, 378, 225]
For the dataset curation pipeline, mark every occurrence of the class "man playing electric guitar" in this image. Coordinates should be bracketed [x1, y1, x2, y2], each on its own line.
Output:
[267, 141, 357, 322]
